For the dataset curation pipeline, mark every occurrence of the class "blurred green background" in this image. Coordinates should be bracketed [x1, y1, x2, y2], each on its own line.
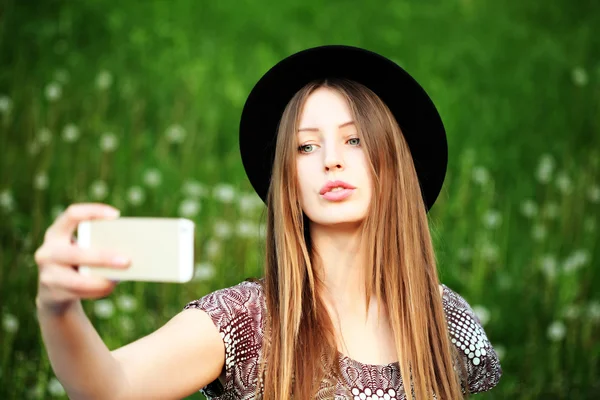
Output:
[1, 0, 599, 398]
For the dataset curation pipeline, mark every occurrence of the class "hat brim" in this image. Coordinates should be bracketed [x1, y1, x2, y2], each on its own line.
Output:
[239, 45, 447, 212]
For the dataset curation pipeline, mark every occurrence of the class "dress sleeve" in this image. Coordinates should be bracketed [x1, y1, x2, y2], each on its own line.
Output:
[441, 284, 503, 394]
[183, 280, 265, 398]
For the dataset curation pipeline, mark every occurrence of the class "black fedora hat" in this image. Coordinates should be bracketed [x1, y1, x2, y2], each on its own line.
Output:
[239, 44, 447, 212]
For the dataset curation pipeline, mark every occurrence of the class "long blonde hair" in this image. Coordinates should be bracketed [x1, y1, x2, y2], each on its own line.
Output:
[253, 78, 468, 399]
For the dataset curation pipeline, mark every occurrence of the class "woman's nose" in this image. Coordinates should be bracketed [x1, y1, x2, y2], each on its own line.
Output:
[324, 143, 344, 172]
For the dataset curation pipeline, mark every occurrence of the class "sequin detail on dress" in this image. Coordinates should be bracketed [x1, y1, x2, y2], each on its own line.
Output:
[184, 280, 502, 399]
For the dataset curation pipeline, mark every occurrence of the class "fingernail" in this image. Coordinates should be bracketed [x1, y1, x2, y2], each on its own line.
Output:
[105, 208, 120, 218]
[112, 256, 130, 266]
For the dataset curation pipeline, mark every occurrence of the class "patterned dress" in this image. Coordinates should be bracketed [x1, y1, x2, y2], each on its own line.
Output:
[184, 279, 502, 399]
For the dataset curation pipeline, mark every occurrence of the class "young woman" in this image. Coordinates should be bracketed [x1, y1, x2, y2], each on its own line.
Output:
[35, 45, 502, 399]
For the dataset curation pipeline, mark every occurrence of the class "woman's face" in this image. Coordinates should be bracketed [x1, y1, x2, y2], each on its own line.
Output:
[295, 87, 372, 228]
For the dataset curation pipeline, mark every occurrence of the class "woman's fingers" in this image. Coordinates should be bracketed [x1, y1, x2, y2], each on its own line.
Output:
[35, 242, 130, 269]
[44, 203, 120, 242]
[38, 264, 119, 300]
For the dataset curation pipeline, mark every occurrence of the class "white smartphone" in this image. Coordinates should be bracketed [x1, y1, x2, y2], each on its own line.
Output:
[77, 217, 195, 283]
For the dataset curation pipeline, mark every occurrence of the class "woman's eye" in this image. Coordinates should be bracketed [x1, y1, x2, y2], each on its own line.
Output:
[298, 144, 316, 153]
[348, 138, 361, 146]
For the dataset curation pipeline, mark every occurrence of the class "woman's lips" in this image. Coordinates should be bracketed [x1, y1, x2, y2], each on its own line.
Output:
[321, 188, 355, 201]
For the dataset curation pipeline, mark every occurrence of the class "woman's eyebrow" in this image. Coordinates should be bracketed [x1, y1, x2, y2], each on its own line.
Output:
[297, 121, 355, 132]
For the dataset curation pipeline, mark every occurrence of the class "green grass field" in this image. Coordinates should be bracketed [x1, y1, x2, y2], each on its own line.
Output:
[1, 0, 599, 398]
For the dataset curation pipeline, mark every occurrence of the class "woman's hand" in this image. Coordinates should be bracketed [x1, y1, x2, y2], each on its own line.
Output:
[34, 203, 131, 314]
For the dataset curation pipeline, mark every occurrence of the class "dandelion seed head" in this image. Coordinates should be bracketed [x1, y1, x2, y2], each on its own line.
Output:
[472, 305, 490, 326]
[0, 189, 15, 212]
[90, 180, 108, 200]
[62, 124, 80, 143]
[571, 66, 588, 87]
[117, 294, 138, 313]
[119, 315, 134, 333]
[45, 82, 62, 101]
[472, 166, 489, 185]
[213, 220, 232, 239]
[100, 132, 118, 152]
[239, 192, 264, 212]
[127, 186, 145, 206]
[483, 209, 502, 229]
[493, 345, 506, 361]
[236, 220, 259, 238]
[532, 224, 547, 241]
[204, 239, 221, 259]
[520, 199, 538, 218]
[547, 320, 566, 341]
[47, 377, 66, 397]
[587, 185, 600, 204]
[213, 183, 235, 203]
[481, 242, 499, 262]
[38, 128, 52, 145]
[182, 180, 208, 198]
[143, 168, 162, 187]
[96, 70, 113, 90]
[562, 249, 590, 273]
[94, 299, 115, 319]
[555, 171, 572, 194]
[165, 124, 186, 143]
[2, 313, 19, 333]
[0, 95, 12, 114]
[540, 254, 557, 280]
[194, 262, 216, 281]
[179, 198, 200, 218]
[536, 154, 555, 184]
[34, 172, 49, 190]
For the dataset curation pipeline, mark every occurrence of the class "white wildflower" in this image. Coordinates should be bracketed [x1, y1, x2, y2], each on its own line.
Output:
[0, 95, 12, 114]
[182, 180, 208, 198]
[587, 185, 600, 204]
[119, 315, 134, 333]
[34, 172, 49, 190]
[457, 247, 472, 262]
[238, 192, 264, 212]
[96, 70, 113, 90]
[493, 345, 506, 361]
[562, 249, 590, 273]
[540, 254, 557, 280]
[62, 124, 80, 143]
[471, 166, 489, 185]
[520, 199, 538, 218]
[100, 132, 118, 152]
[165, 124, 186, 143]
[547, 320, 566, 341]
[2, 313, 19, 333]
[44, 82, 62, 101]
[472, 305, 490, 326]
[237, 220, 259, 238]
[194, 262, 216, 281]
[483, 209, 502, 229]
[127, 186, 145, 206]
[38, 128, 52, 145]
[481, 242, 499, 262]
[89, 180, 108, 200]
[588, 301, 600, 322]
[535, 154, 555, 184]
[204, 239, 221, 259]
[47, 377, 66, 397]
[562, 304, 581, 320]
[213, 183, 235, 203]
[532, 224, 547, 241]
[116, 294, 138, 312]
[94, 299, 115, 319]
[0, 189, 15, 212]
[571, 67, 588, 87]
[213, 220, 232, 238]
[555, 171, 572, 194]
[179, 198, 200, 218]
[143, 168, 162, 187]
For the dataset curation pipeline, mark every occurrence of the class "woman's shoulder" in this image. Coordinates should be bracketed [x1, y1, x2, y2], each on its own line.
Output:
[184, 278, 265, 317]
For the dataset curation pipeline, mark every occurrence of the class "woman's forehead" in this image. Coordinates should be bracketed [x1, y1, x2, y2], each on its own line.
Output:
[298, 87, 353, 130]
